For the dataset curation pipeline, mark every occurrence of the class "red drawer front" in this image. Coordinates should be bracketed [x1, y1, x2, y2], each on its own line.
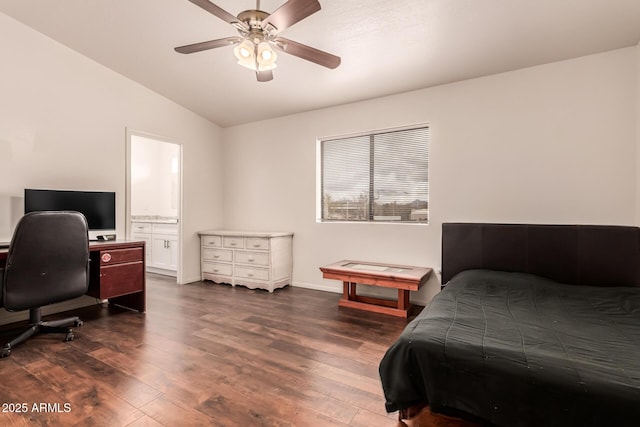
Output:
[96, 262, 144, 299]
[100, 247, 143, 265]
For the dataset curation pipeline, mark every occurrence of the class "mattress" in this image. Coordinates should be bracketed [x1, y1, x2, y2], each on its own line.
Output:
[379, 269, 640, 426]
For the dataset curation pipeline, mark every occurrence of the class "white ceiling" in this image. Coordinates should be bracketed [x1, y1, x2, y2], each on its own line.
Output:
[1, 0, 639, 127]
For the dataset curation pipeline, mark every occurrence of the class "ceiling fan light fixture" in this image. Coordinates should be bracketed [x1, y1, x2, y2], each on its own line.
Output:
[234, 39, 256, 69]
[176, 0, 341, 81]
[256, 42, 277, 71]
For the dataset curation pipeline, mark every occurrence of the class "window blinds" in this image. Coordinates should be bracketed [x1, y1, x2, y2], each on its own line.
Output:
[320, 126, 429, 223]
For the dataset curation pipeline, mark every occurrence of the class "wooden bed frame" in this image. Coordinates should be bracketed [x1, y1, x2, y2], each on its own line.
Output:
[398, 222, 640, 426]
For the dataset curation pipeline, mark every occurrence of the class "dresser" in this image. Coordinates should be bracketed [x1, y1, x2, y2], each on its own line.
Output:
[198, 230, 293, 292]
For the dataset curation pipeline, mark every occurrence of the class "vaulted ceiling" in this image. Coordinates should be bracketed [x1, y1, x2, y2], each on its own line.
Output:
[1, 0, 639, 127]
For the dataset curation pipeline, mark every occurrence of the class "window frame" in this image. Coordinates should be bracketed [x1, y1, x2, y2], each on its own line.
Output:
[316, 123, 430, 225]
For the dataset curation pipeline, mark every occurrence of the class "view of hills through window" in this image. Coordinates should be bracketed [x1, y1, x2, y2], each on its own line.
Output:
[320, 126, 429, 223]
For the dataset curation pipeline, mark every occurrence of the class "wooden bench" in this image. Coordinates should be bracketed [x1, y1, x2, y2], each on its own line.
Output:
[320, 260, 432, 317]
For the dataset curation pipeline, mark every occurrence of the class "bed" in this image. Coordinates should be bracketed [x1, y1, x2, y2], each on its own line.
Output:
[379, 223, 640, 427]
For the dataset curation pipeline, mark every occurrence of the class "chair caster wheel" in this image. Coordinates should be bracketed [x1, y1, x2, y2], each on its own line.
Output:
[1, 346, 10, 358]
[74, 320, 83, 327]
[64, 330, 75, 342]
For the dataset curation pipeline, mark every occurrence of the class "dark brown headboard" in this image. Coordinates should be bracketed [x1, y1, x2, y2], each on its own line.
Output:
[442, 223, 640, 287]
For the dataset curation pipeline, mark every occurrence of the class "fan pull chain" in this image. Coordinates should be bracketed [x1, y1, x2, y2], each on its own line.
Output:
[256, 1, 260, 10]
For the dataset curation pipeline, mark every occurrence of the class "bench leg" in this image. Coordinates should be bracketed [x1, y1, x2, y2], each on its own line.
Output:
[398, 289, 410, 311]
[342, 281, 358, 301]
[349, 282, 357, 299]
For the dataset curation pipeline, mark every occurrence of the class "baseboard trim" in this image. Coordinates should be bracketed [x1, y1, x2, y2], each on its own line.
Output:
[146, 266, 177, 277]
[291, 281, 341, 294]
[0, 296, 98, 326]
[180, 275, 203, 285]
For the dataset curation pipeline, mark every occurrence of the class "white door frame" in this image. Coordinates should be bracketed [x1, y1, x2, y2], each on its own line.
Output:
[125, 128, 184, 284]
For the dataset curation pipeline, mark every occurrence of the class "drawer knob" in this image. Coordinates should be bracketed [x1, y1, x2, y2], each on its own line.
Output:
[101, 253, 112, 263]
[248, 257, 255, 262]
[214, 255, 220, 259]
[248, 272, 254, 277]
[253, 244, 260, 248]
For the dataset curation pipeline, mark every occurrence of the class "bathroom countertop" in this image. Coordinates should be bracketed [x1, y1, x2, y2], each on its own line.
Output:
[131, 216, 178, 224]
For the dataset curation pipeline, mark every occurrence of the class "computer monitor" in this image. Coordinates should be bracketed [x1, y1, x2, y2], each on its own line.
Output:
[24, 189, 116, 240]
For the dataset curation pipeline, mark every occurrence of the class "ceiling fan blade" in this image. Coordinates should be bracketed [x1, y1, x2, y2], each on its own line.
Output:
[187, 0, 249, 30]
[275, 37, 341, 69]
[261, 0, 321, 34]
[256, 70, 274, 82]
[175, 36, 241, 54]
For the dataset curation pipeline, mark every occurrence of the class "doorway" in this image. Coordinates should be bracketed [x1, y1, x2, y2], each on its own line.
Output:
[126, 129, 182, 283]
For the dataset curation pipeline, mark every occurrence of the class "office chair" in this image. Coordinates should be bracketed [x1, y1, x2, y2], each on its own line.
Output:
[1, 211, 90, 358]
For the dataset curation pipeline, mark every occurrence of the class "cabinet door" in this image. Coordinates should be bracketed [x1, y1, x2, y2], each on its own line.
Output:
[99, 262, 144, 298]
[167, 235, 178, 270]
[151, 234, 177, 270]
[131, 233, 152, 264]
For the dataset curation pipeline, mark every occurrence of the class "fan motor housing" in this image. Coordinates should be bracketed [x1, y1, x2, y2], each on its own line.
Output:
[237, 10, 270, 29]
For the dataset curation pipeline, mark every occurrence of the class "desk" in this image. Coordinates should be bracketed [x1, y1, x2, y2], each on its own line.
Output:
[320, 260, 432, 318]
[1, 240, 146, 312]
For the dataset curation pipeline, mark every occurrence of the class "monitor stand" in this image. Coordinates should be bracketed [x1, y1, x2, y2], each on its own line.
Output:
[88, 229, 116, 241]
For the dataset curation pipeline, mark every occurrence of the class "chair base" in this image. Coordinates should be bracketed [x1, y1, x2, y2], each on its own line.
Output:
[1, 308, 83, 358]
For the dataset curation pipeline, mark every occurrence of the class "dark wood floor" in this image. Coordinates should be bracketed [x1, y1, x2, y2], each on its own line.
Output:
[0, 274, 423, 426]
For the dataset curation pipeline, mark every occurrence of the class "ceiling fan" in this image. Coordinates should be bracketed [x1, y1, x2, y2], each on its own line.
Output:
[175, 0, 341, 82]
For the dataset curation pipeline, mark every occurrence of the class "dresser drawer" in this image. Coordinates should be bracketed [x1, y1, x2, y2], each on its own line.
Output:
[203, 248, 233, 262]
[235, 251, 269, 266]
[202, 235, 222, 247]
[235, 266, 270, 281]
[224, 236, 244, 249]
[202, 262, 233, 276]
[246, 237, 269, 250]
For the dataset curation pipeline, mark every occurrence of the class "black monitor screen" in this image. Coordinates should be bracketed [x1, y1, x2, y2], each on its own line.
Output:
[24, 189, 116, 231]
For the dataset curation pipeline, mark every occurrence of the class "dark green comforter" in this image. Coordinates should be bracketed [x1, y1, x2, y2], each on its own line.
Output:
[379, 269, 640, 426]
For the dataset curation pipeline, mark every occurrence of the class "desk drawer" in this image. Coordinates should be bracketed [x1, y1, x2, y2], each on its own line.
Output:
[99, 247, 143, 265]
[93, 262, 144, 299]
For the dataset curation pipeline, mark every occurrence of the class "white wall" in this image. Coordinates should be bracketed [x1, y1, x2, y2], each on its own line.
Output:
[222, 47, 638, 305]
[0, 12, 223, 323]
[130, 135, 180, 218]
[0, 195, 22, 243]
[636, 42, 640, 225]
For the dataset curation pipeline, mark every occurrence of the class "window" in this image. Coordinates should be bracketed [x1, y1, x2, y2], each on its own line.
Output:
[318, 125, 429, 223]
